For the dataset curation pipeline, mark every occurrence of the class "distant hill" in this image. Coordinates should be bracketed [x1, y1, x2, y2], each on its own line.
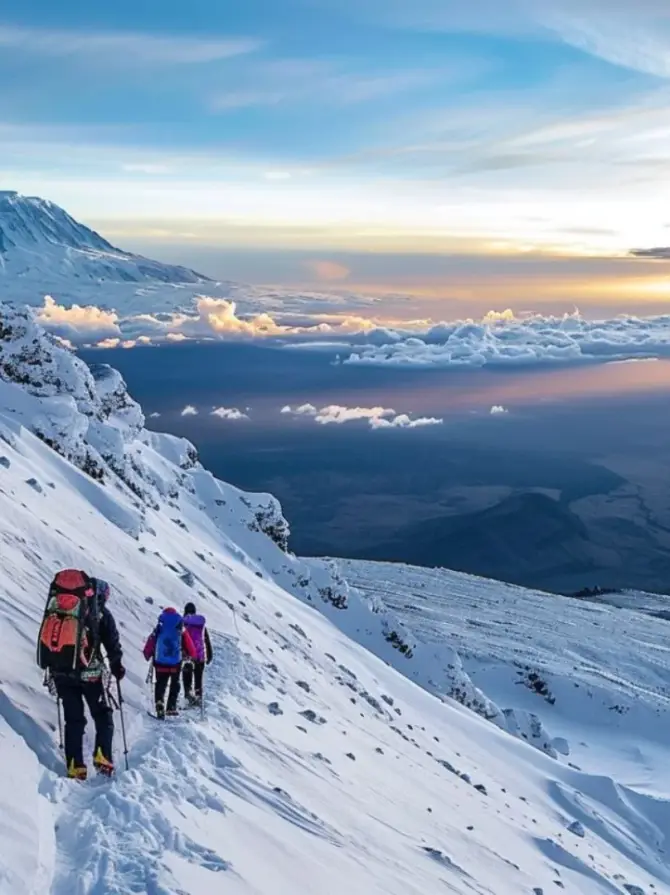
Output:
[345, 490, 670, 593]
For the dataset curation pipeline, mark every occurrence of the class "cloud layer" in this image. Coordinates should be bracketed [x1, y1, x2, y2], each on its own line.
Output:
[344, 311, 670, 369]
[33, 295, 670, 373]
[281, 403, 443, 429]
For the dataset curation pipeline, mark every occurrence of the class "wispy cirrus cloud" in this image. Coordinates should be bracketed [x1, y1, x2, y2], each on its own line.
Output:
[0, 23, 261, 66]
[210, 59, 447, 111]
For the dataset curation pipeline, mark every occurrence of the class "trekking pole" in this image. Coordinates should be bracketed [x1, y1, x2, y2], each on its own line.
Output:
[116, 679, 130, 771]
[56, 696, 64, 751]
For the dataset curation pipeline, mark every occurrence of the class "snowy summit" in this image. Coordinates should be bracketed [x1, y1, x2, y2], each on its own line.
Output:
[0, 297, 668, 895]
[0, 190, 209, 292]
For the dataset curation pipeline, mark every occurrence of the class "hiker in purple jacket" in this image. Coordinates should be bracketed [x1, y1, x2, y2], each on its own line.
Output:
[182, 602, 213, 707]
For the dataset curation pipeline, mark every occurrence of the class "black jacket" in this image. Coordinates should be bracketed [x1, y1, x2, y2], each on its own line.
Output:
[99, 607, 123, 670]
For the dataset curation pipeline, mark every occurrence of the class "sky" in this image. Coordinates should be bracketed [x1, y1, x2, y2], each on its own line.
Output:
[3, 0, 670, 311]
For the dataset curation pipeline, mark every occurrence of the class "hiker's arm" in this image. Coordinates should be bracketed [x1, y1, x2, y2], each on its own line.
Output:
[205, 628, 213, 664]
[143, 631, 156, 661]
[100, 608, 123, 667]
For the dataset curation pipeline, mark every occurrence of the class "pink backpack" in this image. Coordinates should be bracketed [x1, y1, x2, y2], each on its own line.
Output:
[183, 614, 206, 662]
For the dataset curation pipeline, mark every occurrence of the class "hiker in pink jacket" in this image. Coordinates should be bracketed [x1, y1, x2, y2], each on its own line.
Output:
[143, 607, 198, 718]
[181, 602, 213, 707]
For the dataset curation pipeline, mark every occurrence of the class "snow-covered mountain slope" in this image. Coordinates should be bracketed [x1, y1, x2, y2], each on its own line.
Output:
[0, 300, 669, 894]
[335, 559, 670, 790]
[0, 190, 208, 294]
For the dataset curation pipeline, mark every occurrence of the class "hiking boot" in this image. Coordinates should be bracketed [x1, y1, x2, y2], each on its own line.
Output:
[156, 701, 166, 720]
[67, 759, 88, 781]
[93, 748, 115, 777]
[166, 707, 179, 717]
[186, 692, 198, 707]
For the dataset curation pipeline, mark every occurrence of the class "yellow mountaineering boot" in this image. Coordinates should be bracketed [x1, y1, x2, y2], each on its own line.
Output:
[93, 747, 115, 777]
[67, 759, 88, 781]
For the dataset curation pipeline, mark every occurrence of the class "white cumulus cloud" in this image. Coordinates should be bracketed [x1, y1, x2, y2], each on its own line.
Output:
[180, 405, 198, 417]
[280, 403, 443, 429]
[37, 296, 121, 344]
[210, 406, 250, 421]
[344, 311, 670, 369]
[490, 405, 509, 415]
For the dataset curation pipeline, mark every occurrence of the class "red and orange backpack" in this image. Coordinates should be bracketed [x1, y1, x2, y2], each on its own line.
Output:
[37, 570, 99, 673]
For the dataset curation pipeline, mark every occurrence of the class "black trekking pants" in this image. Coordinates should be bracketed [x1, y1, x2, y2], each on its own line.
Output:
[55, 676, 114, 767]
[182, 661, 205, 697]
[155, 668, 181, 711]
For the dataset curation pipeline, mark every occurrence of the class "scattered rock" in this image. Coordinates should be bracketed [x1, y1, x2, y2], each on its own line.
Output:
[346, 752, 356, 761]
[144, 596, 154, 605]
[460, 773, 472, 784]
[0, 456, 10, 469]
[375, 747, 384, 755]
[474, 784, 488, 796]
[26, 477, 43, 493]
[296, 726, 308, 733]
[437, 759, 459, 776]
[360, 691, 385, 714]
[296, 681, 311, 693]
[300, 709, 326, 725]
[381, 694, 394, 706]
[623, 885, 645, 895]
[268, 702, 283, 716]
[567, 821, 585, 838]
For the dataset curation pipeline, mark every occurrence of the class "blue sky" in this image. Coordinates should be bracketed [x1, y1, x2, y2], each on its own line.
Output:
[3, 0, 670, 309]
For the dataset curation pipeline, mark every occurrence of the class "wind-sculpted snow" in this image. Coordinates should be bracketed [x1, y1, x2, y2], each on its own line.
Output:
[0, 298, 669, 893]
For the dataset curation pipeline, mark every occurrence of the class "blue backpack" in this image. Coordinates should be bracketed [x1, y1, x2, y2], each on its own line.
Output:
[154, 611, 183, 666]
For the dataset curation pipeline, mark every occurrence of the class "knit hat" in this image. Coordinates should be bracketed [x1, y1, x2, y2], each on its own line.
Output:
[184, 602, 196, 616]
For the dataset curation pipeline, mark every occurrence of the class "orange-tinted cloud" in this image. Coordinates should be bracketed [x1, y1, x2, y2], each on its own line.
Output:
[306, 260, 351, 281]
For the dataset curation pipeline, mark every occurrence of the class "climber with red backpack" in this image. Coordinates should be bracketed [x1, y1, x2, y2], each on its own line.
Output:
[37, 572, 125, 780]
[143, 608, 197, 719]
[182, 602, 213, 708]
